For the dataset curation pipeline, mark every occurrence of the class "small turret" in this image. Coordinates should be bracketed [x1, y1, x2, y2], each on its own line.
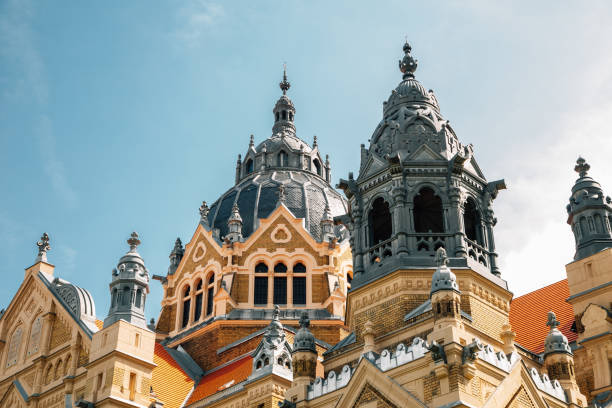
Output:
[567, 157, 612, 260]
[430, 248, 462, 323]
[320, 204, 335, 243]
[249, 306, 293, 382]
[292, 312, 317, 387]
[199, 201, 210, 225]
[225, 203, 243, 242]
[103, 232, 150, 329]
[543, 311, 586, 406]
[168, 237, 184, 275]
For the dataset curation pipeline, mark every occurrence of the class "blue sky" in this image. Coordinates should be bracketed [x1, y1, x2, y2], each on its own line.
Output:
[2, 0, 612, 323]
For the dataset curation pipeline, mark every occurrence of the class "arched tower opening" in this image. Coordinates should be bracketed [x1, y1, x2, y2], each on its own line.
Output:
[368, 197, 392, 246]
[463, 197, 482, 244]
[414, 187, 444, 233]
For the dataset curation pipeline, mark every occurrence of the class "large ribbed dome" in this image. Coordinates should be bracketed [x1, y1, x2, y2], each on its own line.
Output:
[206, 69, 348, 242]
[206, 169, 348, 241]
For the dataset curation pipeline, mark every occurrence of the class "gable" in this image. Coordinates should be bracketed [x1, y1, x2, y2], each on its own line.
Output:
[465, 157, 486, 179]
[406, 144, 445, 161]
[353, 383, 397, 408]
[237, 209, 327, 266]
[174, 226, 224, 287]
[360, 153, 388, 179]
[508, 386, 536, 408]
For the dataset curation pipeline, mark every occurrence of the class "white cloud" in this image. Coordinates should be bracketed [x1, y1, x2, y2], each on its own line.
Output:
[172, 0, 224, 48]
[37, 115, 78, 209]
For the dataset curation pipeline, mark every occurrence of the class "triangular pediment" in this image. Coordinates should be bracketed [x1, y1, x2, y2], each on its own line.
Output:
[173, 224, 225, 284]
[334, 357, 426, 408]
[406, 144, 445, 161]
[483, 360, 553, 408]
[464, 156, 485, 179]
[240, 204, 325, 256]
[359, 152, 387, 179]
[0, 381, 28, 408]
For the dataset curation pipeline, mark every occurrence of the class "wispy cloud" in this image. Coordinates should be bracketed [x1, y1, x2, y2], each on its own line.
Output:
[172, 0, 224, 48]
[0, 0, 77, 208]
[37, 115, 78, 208]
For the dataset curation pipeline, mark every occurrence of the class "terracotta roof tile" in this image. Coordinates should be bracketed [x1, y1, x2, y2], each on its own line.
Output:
[187, 356, 253, 405]
[152, 342, 195, 408]
[94, 319, 103, 330]
[509, 279, 577, 354]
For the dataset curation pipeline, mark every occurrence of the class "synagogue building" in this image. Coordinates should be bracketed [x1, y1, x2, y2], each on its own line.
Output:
[0, 42, 610, 408]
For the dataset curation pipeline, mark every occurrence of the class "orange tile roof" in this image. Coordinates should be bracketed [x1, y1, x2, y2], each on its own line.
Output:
[152, 342, 195, 408]
[94, 319, 103, 330]
[187, 356, 253, 405]
[510, 279, 577, 354]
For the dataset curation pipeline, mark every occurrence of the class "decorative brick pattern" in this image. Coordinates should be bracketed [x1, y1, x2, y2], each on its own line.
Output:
[468, 296, 507, 341]
[353, 294, 428, 341]
[113, 367, 125, 387]
[49, 317, 70, 350]
[157, 304, 176, 333]
[236, 216, 328, 266]
[508, 386, 536, 408]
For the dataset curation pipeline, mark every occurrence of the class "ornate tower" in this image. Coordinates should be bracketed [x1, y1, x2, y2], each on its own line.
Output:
[103, 232, 150, 329]
[564, 157, 612, 401]
[338, 41, 506, 285]
[566, 157, 612, 260]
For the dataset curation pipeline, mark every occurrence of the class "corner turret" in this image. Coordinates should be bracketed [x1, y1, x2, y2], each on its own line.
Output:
[566, 157, 612, 260]
[103, 232, 150, 329]
[543, 311, 586, 406]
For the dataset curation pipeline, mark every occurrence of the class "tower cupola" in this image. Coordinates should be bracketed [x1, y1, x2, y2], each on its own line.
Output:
[566, 157, 612, 260]
[273, 66, 296, 136]
[104, 232, 150, 329]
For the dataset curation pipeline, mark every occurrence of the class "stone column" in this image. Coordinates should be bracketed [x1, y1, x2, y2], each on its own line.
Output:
[352, 207, 365, 278]
[448, 187, 466, 257]
[392, 185, 409, 256]
[483, 209, 500, 276]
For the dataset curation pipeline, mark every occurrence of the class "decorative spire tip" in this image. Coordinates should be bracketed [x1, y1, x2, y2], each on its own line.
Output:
[279, 64, 291, 95]
[399, 40, 418, 79]
[575, 156, 590, 178]
[127, 232, 141, 252]
[546, 311, 560, 330]
[36, 232, 51, 262]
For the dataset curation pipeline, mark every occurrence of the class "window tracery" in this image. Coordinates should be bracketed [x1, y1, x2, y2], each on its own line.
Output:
[6, 326, 23, 368]
[26, 316, 42, 357]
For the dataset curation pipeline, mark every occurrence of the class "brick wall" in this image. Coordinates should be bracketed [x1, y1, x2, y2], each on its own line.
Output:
[311, 274, 329, 303]
[353, 294, 428, 341]
[233, 274, 249, 303]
